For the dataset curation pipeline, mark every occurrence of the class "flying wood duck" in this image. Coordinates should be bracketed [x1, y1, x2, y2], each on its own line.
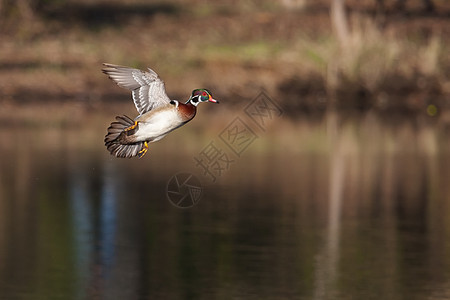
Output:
[103, 63, 219, 158]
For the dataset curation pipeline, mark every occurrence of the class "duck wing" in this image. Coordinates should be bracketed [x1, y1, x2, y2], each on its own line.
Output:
[102, 63, 171, 115]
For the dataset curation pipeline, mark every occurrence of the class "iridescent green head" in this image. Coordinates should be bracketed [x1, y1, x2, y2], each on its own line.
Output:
[188, 89, 219, 106]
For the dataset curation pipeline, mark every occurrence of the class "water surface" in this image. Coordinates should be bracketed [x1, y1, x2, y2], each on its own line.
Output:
[1, 107, 450, 299]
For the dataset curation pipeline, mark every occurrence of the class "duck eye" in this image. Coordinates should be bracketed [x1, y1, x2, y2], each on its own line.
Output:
[202, 92, 207, 97]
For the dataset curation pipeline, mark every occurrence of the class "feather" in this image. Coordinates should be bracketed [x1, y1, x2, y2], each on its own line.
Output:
[102, 63, 171, 115]
[104, 114, 148, 158]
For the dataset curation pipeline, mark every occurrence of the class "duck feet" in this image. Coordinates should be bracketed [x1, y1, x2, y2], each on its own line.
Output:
[124, 121, 138, 133]
[138, 141, 149, 158]
[124, 121, 139, 136]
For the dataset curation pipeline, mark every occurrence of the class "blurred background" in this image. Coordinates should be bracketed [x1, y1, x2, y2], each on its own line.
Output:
[1, 0, 450, 299]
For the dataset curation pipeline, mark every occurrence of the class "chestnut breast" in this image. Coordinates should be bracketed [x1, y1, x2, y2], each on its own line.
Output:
[177, 102, 197, 123]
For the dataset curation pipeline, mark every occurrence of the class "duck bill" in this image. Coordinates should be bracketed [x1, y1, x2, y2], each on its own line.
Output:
[209, 98, 219, 103]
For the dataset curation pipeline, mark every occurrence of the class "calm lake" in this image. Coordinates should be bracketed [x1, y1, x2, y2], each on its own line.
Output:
[1, 102, 450, 299]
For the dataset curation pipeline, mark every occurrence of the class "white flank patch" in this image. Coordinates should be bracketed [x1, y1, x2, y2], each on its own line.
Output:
[135, 109, 182, 142]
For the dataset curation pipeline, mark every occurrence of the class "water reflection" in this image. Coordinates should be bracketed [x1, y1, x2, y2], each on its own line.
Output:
[0, 109, 450, 299]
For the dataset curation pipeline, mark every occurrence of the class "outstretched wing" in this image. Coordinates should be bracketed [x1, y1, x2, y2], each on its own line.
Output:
[102, 63, 171, 115]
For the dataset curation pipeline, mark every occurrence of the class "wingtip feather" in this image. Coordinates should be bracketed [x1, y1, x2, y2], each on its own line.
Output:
[101, 63, 171, 115]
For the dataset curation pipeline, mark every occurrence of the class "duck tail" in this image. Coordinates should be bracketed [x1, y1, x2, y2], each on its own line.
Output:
[104, 115, 148, 158]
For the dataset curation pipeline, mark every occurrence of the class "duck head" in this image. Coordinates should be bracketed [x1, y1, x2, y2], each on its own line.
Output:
[187, 89, 219, 106]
